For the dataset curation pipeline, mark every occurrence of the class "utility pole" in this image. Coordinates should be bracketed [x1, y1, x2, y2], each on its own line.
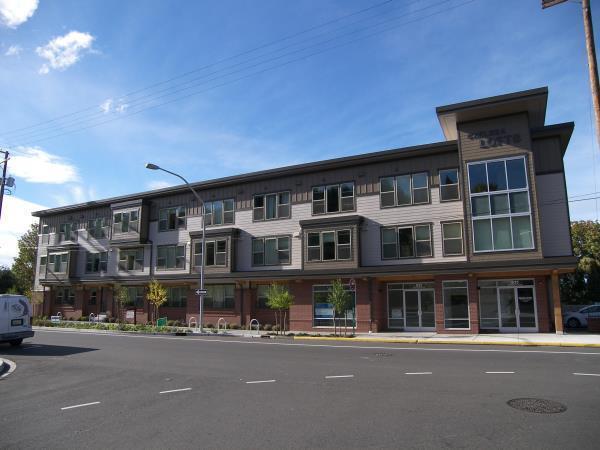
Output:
[0, 150, 8, 221]
[543, 0, 600, 148]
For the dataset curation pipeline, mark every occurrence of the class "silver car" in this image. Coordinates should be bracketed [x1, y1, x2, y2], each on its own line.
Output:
[563, 304, 600, 328]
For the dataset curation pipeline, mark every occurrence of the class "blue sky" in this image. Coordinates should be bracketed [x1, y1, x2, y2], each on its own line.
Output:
[0, 0, 598, 264]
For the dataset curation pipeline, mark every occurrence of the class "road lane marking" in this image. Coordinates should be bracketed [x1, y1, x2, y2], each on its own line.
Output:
[485, 371, 515, 374]
[246, 380, 276, 384]
[61, 402, 100, 410]
[159, 388, 192, 394]
[325, 375, 354, 379]
[0, 358, 16, 379]
[405, 372, 432, 375]
[35, 329, 600, 355]
[573, 372, 600, 377]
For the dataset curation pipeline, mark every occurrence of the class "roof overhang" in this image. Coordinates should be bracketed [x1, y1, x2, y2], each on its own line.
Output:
[531, 122, 575, 156]
[436, 87, 549, 141]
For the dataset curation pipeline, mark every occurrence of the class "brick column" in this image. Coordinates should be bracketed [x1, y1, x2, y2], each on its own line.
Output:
[468, 276, 480, 334]
[243, 287, 254, 326]
[355, 279, 370, 332]
[551, 271, 564, 334]
[535, 276, 551, 333]
[371, 280, 386, 332]
[434, 276, 445, 333]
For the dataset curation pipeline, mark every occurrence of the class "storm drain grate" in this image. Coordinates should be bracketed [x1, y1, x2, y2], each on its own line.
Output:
[375, 352, 392, 357]
[507, 398, 567, 414]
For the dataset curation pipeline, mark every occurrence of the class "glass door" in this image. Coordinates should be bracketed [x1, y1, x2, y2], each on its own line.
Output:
[517, 287, 537, 329]
[499, 288, 517, 328]
[404, 290, 420, 329]
[420, 290, 435, 329]
[498, 285, 537, 332]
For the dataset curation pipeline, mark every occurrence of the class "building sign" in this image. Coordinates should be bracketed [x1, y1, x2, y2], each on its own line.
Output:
[126, 310, 135, 319]
[314, 303, 334, 319]
[468, 128, 522, 149]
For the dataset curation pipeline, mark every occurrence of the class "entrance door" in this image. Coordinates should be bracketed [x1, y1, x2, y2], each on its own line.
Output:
[404, 289, 436, 331]
[499, 286, 537, 332]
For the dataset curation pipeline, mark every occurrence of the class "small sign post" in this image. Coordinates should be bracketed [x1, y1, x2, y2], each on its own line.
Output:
[195, 289, 207, 296]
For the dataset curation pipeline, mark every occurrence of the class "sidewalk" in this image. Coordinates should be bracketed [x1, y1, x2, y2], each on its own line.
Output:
[293, 331, 600, 347]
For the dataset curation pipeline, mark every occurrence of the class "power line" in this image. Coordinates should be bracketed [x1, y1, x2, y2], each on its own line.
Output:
[1, 0, 475, 147]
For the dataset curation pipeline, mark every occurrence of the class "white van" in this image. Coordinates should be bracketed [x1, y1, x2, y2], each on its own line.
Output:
[0, 294, 34, 346]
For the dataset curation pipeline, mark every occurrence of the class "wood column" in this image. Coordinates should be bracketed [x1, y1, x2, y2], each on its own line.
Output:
[551, 271, 564, 334]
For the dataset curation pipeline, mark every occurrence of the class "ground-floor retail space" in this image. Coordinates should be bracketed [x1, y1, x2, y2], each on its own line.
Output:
[38, 270, 565, 333]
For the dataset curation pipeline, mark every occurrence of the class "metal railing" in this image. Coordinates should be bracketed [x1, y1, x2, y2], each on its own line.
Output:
[249, 319, 260, 335]
[217, 317, 227, 332]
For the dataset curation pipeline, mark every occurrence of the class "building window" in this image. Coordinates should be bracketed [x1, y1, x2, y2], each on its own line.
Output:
[157, 245, 186, 270]
[193, 239, 227, 267]
[252, 236, 290, 266]
[468, 156, 533, 252]
[118, 248, 144, 271]
[113, 210, 139, 234]
[48, 253, 68, 273]
[59, 223, 77, 242]
[85, 251, 108, 273]
[165, 287, 187, 308]
[256, 285, 270, 309]
[204, 199, 234, 226]
[439, 168, 460, 201]
[443, 281, 469, 329]
[40, 224, 50, 244]
[381, 224, 432, 259]
[159, 206, 186, 231]
[88, 218, 108, 239]
[253, 191, 291, 221]
[380, 173, 429, 208]
[39, 256, 47, 274]
[55, 287, 74, 305]
[442, 222, 464, 256]
[312, 183, 355, 215]
[312, 284, 356, 327]
[203, 284, 235, 309]
[89, 290, 97, 305]
[306, 229, 352, 262]
[125, 287, 145, 308]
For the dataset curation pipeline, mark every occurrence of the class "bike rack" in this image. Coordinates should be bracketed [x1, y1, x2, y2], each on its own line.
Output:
[188, 317, 197, 329]
[57, 311, 62, 321]
[249, 318, 260, 335]
[217, 317, 227, 332]
[89, 313, 96, 323]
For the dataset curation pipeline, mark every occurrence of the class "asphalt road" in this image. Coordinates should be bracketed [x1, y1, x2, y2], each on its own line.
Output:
[1, 330, 600, 449]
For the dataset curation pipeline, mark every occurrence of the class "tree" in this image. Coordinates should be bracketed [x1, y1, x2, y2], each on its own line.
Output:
[0, 265, 16, 293]
[561, 221, 600, 304]
[327, 279, 353, 336]
[114, 285, 132, 323]
[146, 279, 167, 325]
[265, 283, 294, 334]
[12, 223, 38, 298]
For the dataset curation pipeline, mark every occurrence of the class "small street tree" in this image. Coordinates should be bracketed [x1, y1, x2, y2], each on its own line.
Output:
[266, 283, 294, 334]
[146, 279, 167, 325]
[12, 224, 38, 298]
[328, 279, 353, 336]
[114, 285, 132, 323]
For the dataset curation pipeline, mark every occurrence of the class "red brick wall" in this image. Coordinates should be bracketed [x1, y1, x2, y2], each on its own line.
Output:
[535, 276, 551, 333]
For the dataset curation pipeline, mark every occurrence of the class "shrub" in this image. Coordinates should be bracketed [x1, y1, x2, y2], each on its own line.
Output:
[230, 323, 240, 330]
[167, 320, 175, 327]
[263, 324, 272, 331]
[272, 325, 281, 332]
[205, 323, 214, 329]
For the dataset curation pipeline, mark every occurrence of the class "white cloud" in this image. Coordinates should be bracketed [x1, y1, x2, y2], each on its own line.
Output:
[115, 103, 128, 113]
[0, 196, 45, 267]
[10, 146, 80, 184]
[4, 44, 21, 56]
[99, 98, 128, 114]
[51, 185, 97, 207]
[0, 0, 38, 29]
[36, 30, 95, 74]
[146, 180, 173, 190]
[100, 98, 113, 113]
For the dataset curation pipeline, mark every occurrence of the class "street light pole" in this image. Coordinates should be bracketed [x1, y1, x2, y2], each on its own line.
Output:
[145, 163, 205, 333]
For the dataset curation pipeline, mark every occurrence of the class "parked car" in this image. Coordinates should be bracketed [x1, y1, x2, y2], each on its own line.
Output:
[563, 304, 600, 328]
[0, 294, 34, 346]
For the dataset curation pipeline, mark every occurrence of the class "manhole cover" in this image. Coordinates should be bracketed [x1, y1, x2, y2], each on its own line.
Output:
[375, 352, 392, 357]
[507, 398, 567, 414]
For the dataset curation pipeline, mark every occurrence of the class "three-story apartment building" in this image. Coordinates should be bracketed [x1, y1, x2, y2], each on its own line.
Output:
[33, 87, 576, 333]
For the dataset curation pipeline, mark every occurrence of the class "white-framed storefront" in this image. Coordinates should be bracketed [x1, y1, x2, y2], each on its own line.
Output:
[478, 279, 538, 332]
[387, 282, 435, 331]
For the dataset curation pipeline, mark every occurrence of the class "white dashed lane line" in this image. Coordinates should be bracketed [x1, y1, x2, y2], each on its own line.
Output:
[246, 380, 276, 384]
[485, 371, 515, 374]
[159, 388, 192, 394]
[405, 372, 432, 375]
[325, 375, 354, 379]
[573, 373, 600, 377]
[61, 402, 101, 411]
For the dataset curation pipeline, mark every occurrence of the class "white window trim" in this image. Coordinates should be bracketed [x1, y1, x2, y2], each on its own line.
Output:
[253, 191, 291, 221]
[381, 224, 433, 260]
[439, 168, 461, 202]
[379, 173, 430, 209]
[156, 244, 186, 270]
[306, 229, 352, 262]
[467, 156, 535, 253]
[251, 236, 291, 266]
[442, 221, 464, 256]
[193, 239, 228, 267]
[311, 183, 355, 215]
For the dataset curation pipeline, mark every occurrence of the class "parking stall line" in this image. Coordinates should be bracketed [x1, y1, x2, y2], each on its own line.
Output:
[325, 375, 354, 379]
[159, 388, 192, 394]
[573, 373, 600, 377]
[246, 380, 276, 384]
[61, 402, 101, 411]
[485, 371, 515, 374]
[405, 372, 432, 375]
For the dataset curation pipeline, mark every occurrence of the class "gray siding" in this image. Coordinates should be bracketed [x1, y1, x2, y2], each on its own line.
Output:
[536, 172, 572, 257]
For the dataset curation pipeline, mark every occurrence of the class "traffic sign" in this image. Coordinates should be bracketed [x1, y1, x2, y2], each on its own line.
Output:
[348, 278, 356, 292]
[195, 289, 208, 296]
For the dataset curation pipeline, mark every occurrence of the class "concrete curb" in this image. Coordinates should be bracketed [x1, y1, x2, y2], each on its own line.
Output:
[293, 336, 600, 348]
[0, 358, 16, 379]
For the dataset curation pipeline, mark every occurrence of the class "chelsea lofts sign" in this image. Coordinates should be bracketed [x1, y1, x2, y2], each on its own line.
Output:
[467, 128, 522, 149]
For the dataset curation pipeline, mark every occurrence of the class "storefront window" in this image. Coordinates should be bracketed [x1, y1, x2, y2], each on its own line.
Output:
[312, 284, 355, 327]
[442, 281, 469, 329]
